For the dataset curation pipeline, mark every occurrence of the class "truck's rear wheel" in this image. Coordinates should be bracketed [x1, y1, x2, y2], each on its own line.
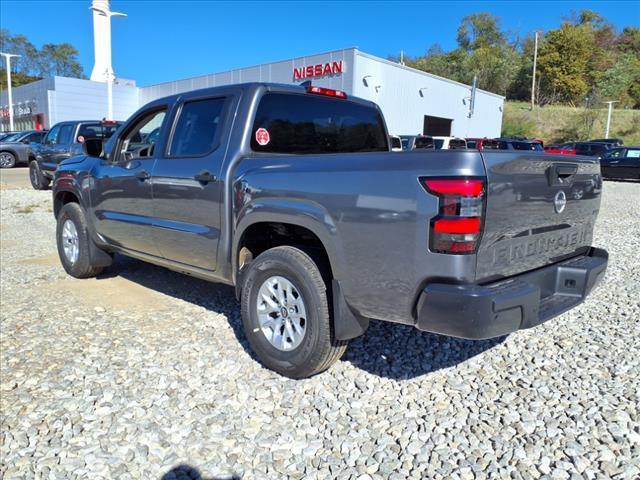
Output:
[29, 161, 50, 190]
[56, 203, 105, 278]
[240, 246, 347, 378]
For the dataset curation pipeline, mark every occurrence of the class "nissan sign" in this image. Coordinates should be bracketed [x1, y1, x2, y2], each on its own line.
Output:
[293, 61, 344, 80]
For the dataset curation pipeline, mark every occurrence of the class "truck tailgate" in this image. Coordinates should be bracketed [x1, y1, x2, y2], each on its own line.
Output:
[476, 152, 602, 282]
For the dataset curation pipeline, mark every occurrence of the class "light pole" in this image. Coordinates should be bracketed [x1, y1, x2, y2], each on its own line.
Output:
[1, 52, 21, 131]
[603, 101, 618, 139]
[530, 31, 541, 110]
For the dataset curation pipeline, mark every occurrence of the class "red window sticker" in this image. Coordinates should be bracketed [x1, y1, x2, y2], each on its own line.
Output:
[255, 127, 270, 146]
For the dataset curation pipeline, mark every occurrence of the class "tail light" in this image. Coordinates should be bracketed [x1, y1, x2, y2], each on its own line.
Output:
[421, 178, 485, 254]
[306, 86, 348, 99]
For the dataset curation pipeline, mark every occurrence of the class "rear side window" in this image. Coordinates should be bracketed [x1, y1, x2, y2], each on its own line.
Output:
[482, 140, 499, 150]
[170, 97, 226, 157]
[78, 123, 119, 142]
[251, 93, 388, 154]
[467, 140, 477, 149]
[58, 124, 73, 145]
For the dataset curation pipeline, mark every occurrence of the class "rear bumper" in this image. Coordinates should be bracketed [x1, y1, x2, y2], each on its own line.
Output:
[416, 247, 608, 339]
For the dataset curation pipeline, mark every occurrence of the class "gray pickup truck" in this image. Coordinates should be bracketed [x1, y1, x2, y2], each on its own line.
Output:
[51, 82, 608, 378]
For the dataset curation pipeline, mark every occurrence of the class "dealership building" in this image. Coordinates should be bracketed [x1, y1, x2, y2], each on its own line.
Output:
[1, 47, 504, 137]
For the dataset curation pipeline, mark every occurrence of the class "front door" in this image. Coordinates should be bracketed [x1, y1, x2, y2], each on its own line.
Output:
[90, 107, 168, 255]
[38, 124, 62, 169]
[151, 95, 232, 271]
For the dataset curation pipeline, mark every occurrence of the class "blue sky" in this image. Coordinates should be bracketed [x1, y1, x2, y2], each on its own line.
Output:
[1, 1, 638, 86]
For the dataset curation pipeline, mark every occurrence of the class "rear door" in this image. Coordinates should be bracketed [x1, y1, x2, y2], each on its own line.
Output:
[151, 93, 236, 271]
[475, 151, 602, 281]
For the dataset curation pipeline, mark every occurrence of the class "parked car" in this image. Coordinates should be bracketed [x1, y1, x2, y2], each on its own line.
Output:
[432, 136, 467, 150]
[0, 130, 48, 168]
[496, 137, 544, 151]
[52, 82, 608, 378]
[30, 120, 121, 189]
[466, 138, 499, 151]
[544, 143, 577, 155]
[0, 131, 20, 142]
[574, 142, 611, 158]
[600, 146, 640, 180]
[389, 135, 403, 152]
[588, 138, 624, 147]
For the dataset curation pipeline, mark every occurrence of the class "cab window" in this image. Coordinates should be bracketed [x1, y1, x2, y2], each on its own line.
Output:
[251, 93, 388, 154]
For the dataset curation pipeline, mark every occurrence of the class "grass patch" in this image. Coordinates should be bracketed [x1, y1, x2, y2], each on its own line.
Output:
[503, 102, 640, 144]
[15, 204, 39, 214]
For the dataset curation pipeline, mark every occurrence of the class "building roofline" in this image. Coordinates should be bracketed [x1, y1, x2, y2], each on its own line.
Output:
[353, 49, 505, 100]
[141, 47, 359, 90]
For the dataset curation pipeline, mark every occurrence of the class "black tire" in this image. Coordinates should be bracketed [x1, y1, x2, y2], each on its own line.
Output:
[0, 152, 16, 168]
[29, 161, 51, 190]
[56, 203, 104, 278]
[240, 246, 347, 378]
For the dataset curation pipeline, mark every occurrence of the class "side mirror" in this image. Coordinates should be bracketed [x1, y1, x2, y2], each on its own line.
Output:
[83, 138, 104, 157]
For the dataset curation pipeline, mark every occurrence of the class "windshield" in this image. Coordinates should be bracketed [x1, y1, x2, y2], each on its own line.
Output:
[1, 132, 22, 142]
[77, 123, 120, 142]
[482, 140, 499, 150]
[434, 139, 445, 149]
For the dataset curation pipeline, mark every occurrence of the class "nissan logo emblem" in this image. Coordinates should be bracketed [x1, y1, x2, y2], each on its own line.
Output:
[554, 190, 567, 213]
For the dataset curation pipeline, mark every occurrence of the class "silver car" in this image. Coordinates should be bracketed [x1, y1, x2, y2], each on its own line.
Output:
[0, 130, 47, 168]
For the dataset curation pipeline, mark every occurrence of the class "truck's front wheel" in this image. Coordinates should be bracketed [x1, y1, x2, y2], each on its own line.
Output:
[240, 246, 347, 378]
[56, 203, 105, 278]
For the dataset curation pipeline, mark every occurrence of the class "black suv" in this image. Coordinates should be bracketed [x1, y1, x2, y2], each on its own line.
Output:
[573, 142, 612, 158]
[30, 120, 121, 189]
[588, 138, 624, 147]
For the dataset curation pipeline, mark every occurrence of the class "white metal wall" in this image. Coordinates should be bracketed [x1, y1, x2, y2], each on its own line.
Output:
[351, 51, 504, 137]
[47, 77, 139, 126]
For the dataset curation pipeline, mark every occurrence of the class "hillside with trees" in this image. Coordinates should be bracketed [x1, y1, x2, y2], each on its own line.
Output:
[0, 29, 84, 89]
[393, 10, 640, 109]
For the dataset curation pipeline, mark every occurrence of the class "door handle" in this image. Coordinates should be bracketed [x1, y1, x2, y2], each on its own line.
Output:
[136, 170, 150, 181]
[194, 170, 217, 184]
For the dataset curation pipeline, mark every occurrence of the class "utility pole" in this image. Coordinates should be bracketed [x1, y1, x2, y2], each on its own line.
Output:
[603, 101, 618, 139]
[530, 31, 540, 110]
[1, 52, 21, 131]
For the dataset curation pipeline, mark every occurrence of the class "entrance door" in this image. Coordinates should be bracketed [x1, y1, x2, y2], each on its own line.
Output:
[423, 115, 452, 136]
[151, 95, 232, 271]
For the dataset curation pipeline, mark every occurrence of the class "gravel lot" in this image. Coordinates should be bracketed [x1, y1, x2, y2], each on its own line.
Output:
[1, 175, 639, 480]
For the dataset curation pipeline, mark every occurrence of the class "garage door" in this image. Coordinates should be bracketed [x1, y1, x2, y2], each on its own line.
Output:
[423, 115, 452, 136]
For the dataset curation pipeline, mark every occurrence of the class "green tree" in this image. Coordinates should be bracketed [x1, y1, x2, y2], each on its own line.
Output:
[538, 23, 594, 104]
[0, 29, 84, 87]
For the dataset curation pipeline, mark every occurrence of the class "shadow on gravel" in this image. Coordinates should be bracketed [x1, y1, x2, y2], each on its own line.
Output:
[343, 320, 506, 379]
[161, 464, 240, 480]
[99, 255, 506, 380]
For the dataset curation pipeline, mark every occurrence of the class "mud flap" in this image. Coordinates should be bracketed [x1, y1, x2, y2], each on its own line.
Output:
[332, 280, 369, 340]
